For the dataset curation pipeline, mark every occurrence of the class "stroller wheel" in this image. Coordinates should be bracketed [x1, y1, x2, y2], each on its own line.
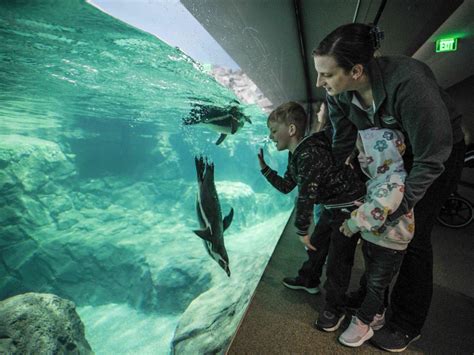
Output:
[437, 195, 473, 228]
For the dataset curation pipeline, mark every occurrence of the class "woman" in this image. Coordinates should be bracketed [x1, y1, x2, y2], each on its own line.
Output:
[312, 23, 465, 352]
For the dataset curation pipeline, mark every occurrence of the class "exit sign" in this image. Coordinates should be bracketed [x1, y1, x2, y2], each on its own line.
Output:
[436, 38, 458, 52]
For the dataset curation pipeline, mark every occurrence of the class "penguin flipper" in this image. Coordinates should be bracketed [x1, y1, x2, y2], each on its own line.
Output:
[193, 227, 212, 241]
[230, 119, 238, 134]
[223, 208, 234, 231]
[215, 134, 227, 145]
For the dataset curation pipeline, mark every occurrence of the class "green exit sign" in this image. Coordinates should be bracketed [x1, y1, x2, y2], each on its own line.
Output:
[436, 38, 458, 52]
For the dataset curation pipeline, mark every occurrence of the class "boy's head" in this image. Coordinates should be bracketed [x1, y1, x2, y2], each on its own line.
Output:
[267, 101, 307, 151]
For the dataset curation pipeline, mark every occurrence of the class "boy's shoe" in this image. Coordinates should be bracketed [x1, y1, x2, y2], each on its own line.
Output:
[371, 325, 421, 352]
[370, 310, 386, 331]
[282, 277, 320, 294]
[339, 316, 374, 347]
[314, 309, 345, 332]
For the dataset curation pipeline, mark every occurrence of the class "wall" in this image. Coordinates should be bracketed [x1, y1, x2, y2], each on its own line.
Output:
[447, 75, 474, 145]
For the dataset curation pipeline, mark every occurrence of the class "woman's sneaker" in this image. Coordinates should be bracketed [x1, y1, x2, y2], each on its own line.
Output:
[339, 316, 374, 347]
[282, 277, 320, 294]
[370, 310, 386, 331]
[371, 324, 421, 352]
[315, 309, 345, 332]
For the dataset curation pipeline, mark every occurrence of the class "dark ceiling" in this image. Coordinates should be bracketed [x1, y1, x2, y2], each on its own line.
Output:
[181, 0, 468, 108]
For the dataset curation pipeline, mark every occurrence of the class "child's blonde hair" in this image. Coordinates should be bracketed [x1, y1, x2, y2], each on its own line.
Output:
[268, 101, 307, 138]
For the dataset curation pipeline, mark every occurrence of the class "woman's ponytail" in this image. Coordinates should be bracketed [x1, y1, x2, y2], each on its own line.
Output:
[313, 23, 384, 71]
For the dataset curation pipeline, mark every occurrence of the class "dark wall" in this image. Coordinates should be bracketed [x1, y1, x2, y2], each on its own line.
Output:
[447, 75, 474, 145]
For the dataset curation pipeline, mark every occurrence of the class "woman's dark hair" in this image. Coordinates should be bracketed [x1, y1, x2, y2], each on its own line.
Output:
[312, 23, 381, 72]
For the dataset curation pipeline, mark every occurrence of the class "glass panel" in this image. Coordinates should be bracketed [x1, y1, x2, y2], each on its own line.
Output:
[0, 1, 292, 353]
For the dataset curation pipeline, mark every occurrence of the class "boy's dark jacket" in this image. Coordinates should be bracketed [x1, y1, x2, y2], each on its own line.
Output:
[261, 130, 366, 236]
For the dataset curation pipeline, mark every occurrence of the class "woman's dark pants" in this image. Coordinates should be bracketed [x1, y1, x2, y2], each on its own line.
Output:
[389, 140, 466, 336]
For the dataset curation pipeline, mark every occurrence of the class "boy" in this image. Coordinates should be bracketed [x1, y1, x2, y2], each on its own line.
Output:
[258, 101, 366, 330]
[339, 128, 415, 347]
[258, 101, 329, 295]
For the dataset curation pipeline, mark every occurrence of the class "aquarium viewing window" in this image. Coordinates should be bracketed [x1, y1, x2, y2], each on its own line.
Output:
[0, 0, 289, 354]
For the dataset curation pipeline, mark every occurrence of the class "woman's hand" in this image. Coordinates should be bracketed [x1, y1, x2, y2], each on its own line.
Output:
[339, 220, 354, 237]
[345, 155, 354, 169]
[257, 148, 269, 170]
[354, 200, 363, 207]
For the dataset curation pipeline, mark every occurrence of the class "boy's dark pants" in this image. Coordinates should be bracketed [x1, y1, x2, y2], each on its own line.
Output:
[389, 140, 466, 336]
[322, 208, 359, 314]
[298, 207, 331, 286]
[356, 241, 405, 325]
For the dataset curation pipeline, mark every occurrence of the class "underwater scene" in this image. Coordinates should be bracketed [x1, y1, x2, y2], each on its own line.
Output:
[0, 0, 295, 353]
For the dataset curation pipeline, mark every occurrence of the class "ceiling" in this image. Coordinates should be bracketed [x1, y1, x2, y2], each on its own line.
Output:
[413, 0, 474, 88]
[181, 0, 472, 108]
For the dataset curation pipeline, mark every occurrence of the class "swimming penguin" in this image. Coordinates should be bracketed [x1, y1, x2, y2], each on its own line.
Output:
[193, 156, 233, 276]
[183, 100, 252, 145]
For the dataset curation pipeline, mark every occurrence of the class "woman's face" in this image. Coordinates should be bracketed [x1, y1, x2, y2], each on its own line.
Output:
[313, 55, 354, 96]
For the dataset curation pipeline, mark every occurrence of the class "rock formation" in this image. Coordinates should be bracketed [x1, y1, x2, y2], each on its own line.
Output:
[0, 293, 93, 354]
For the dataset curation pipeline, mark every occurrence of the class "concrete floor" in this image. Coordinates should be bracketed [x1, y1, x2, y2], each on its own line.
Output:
[228, 169, 474, 354]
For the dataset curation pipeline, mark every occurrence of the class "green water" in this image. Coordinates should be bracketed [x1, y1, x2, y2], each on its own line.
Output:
[1, 0, 236, 132]
[0, 1, 293, 353]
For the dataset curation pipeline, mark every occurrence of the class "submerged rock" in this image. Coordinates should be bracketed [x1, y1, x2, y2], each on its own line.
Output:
[0, 293, 93, 354]
[170, 283, 246, 355]
[170, 254, 271, 354]
[0, 135, 76, 193]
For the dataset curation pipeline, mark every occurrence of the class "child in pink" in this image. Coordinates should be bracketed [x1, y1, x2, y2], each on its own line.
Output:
[339, 127, 415, 347]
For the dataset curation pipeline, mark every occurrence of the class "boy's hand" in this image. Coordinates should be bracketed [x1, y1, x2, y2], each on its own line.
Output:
[257, 148, 269, 170]
[299, 234, 316, 251]
[339, 220, 354, 237]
